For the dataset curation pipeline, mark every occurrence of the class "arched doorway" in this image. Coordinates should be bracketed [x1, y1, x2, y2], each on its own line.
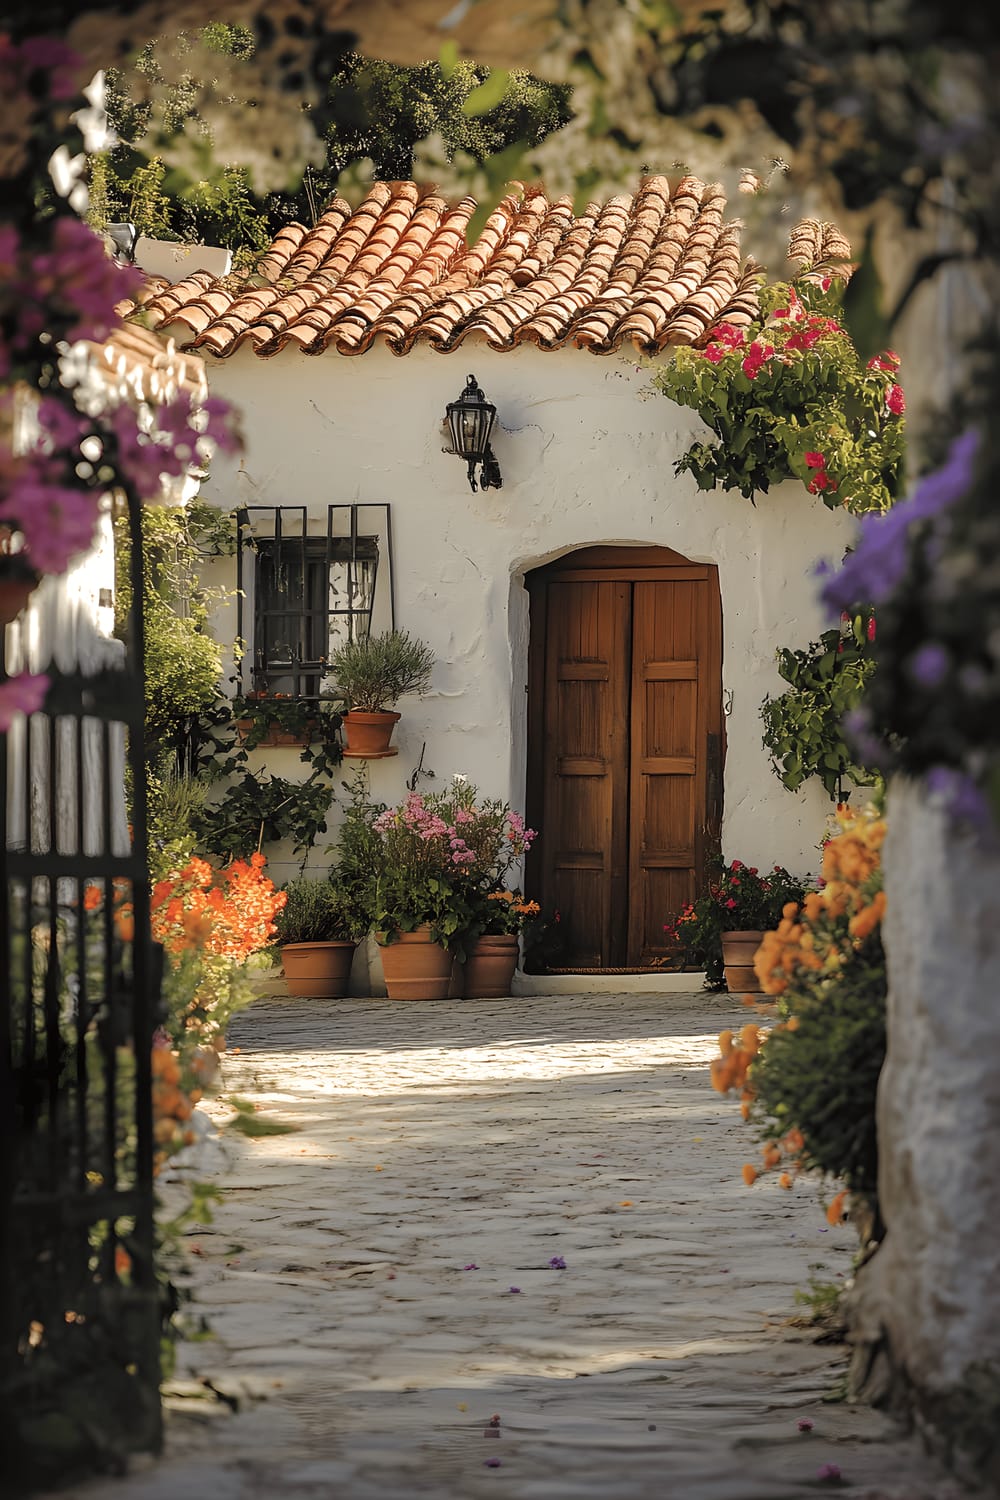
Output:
[525, 545, 724, 970]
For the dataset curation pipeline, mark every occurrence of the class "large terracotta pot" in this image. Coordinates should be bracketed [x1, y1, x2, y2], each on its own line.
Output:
[0, 577, 37, 626]
[378, 925, 453, 999]
[342, 710, 400, 759]
[464, 934, 519, 998]
[281, 940, 356, 998]
[721, 929, 764, 994]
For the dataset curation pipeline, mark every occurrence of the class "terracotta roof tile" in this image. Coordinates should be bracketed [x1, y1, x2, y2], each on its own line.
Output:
[88, 322, 207, 405]
[127, 179, 848, 360]
[787, 218, 854, 285]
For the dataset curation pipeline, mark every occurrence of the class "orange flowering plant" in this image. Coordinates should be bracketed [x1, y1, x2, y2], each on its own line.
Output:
[710, 806, 887, 1237]
[477, 890, 541, 937]
[152, 851, 286, 1048]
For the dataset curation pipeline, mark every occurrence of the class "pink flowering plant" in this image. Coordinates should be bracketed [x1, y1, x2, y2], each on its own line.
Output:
[370, 778, 535, 955]
[0, 34, 239, 733]
[664, 859, 808, 988]
[654, 277, 905, 514]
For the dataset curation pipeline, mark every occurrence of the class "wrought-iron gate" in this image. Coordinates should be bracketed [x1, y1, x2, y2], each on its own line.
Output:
[0, 491, 162, 1489]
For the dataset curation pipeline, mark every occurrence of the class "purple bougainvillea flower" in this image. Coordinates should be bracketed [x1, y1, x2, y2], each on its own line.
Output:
[820, 428, 979, 612]
[925, 767, 992, 827]
[508, 1286, 521, 1294]
[908, 642, 950, 687]
[0, 672, 50, 731]
[463, 1263, 479, 1271]
[548, 1256, 567, 1269]
[816, 1462, 842, 1481]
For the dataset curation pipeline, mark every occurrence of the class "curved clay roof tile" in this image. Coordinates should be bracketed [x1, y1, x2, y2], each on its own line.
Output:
[121, 178, 848, 359]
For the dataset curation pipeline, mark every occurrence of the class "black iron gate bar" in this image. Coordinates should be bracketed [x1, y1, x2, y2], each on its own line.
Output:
[0, 486, 162, 1485]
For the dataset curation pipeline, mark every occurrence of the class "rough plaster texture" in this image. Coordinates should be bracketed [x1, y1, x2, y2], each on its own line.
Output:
[201, 344, 852, 890]
[850, 779, 1000, 1450]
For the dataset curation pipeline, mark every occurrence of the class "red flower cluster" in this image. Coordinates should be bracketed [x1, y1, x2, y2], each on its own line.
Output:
[885, 383, 906, 415]
[701, 322, 747, 362]
[866, 351, 901, 372]
[784, 314, 843, 353]
[803, 450, 840, 496]
[742, 340, 774, 379]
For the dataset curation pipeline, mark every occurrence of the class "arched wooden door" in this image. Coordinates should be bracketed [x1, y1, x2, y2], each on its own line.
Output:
[525, 546, 724, 969]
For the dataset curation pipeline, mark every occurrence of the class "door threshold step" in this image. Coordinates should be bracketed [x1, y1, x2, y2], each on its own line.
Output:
[539, 966, 696, 976]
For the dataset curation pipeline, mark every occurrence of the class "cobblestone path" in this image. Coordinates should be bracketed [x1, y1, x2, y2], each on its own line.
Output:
[55, 991, 957, 1500]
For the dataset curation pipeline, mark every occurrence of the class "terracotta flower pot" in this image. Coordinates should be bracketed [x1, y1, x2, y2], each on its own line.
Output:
[342, 710, 400, 758]
[464, 933, 519, 998]
[721, 929, 764, 994]
[235, 718, 319, 747]
[378, 925, 453, 999]
[0, 577, 37, 626]
[281, 940, 356, 998]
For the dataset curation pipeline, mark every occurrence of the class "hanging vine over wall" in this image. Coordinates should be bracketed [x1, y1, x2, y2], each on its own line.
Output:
[761, 613, 880, 802]
[654, 279, 906, 514]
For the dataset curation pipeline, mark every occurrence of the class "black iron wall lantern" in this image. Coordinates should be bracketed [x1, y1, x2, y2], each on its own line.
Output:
[445, 373, 503, 492]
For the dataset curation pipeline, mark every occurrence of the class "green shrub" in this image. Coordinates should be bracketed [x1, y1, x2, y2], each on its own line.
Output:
[273, 878, 355, 944]
[329, 629, 434, 713]
[330, 772, 383, 938]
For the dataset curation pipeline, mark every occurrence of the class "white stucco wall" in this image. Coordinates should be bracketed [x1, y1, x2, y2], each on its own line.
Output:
[195, 341, 854, 887]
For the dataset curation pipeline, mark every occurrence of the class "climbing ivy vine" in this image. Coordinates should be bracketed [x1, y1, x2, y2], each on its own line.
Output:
[760, 616, 880, 802]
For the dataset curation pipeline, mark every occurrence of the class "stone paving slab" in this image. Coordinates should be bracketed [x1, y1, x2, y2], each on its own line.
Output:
[47, 991, 966, 1500]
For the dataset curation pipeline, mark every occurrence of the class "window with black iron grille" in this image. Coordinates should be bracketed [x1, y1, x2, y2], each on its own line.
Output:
[236, 504, 394, 701]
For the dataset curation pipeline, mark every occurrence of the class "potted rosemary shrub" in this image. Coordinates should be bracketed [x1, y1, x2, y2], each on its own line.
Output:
[328, 629, 435, 758]
[274, 877, 359, 998]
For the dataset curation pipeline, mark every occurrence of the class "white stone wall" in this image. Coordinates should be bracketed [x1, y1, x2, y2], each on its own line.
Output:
[849, 778, 1000, 1467]
[197, 341, 855, 887]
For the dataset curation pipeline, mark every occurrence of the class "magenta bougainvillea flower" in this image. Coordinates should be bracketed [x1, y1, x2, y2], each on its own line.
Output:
[0, 673, 49, 731]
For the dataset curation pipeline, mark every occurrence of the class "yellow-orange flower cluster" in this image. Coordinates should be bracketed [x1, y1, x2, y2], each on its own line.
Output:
[754, 806, 886, 996]
[151, 1036, 221, 1174]
[151, 852, 286, 960]
[709, 805, 885, 1219]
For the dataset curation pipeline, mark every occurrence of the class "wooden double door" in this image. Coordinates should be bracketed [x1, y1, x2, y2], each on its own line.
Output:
[526, 547, 723, 969]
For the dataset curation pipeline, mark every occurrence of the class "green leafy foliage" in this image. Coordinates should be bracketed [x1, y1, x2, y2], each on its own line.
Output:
[193, 765, 335, 863]
[761, 619, 880, 800]
[188, 690, 345, 862]
[654, 279, 906, 514]
[330, 771, 385, 940]
[92, 31, 571, 258]
[752, 940, 886, 1199]
[114, 505, 225, 763]
[224, 1098, 299, 1137]
[747, 807, 888, 1225]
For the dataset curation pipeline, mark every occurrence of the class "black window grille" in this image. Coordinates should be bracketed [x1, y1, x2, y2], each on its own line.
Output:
[236, 504, 394, 701]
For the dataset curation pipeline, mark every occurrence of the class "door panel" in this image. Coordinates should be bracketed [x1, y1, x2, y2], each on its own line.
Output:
[540, 579, 629, 967]
[629, 578, 721, 962]
[526, 552, 722, 970]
